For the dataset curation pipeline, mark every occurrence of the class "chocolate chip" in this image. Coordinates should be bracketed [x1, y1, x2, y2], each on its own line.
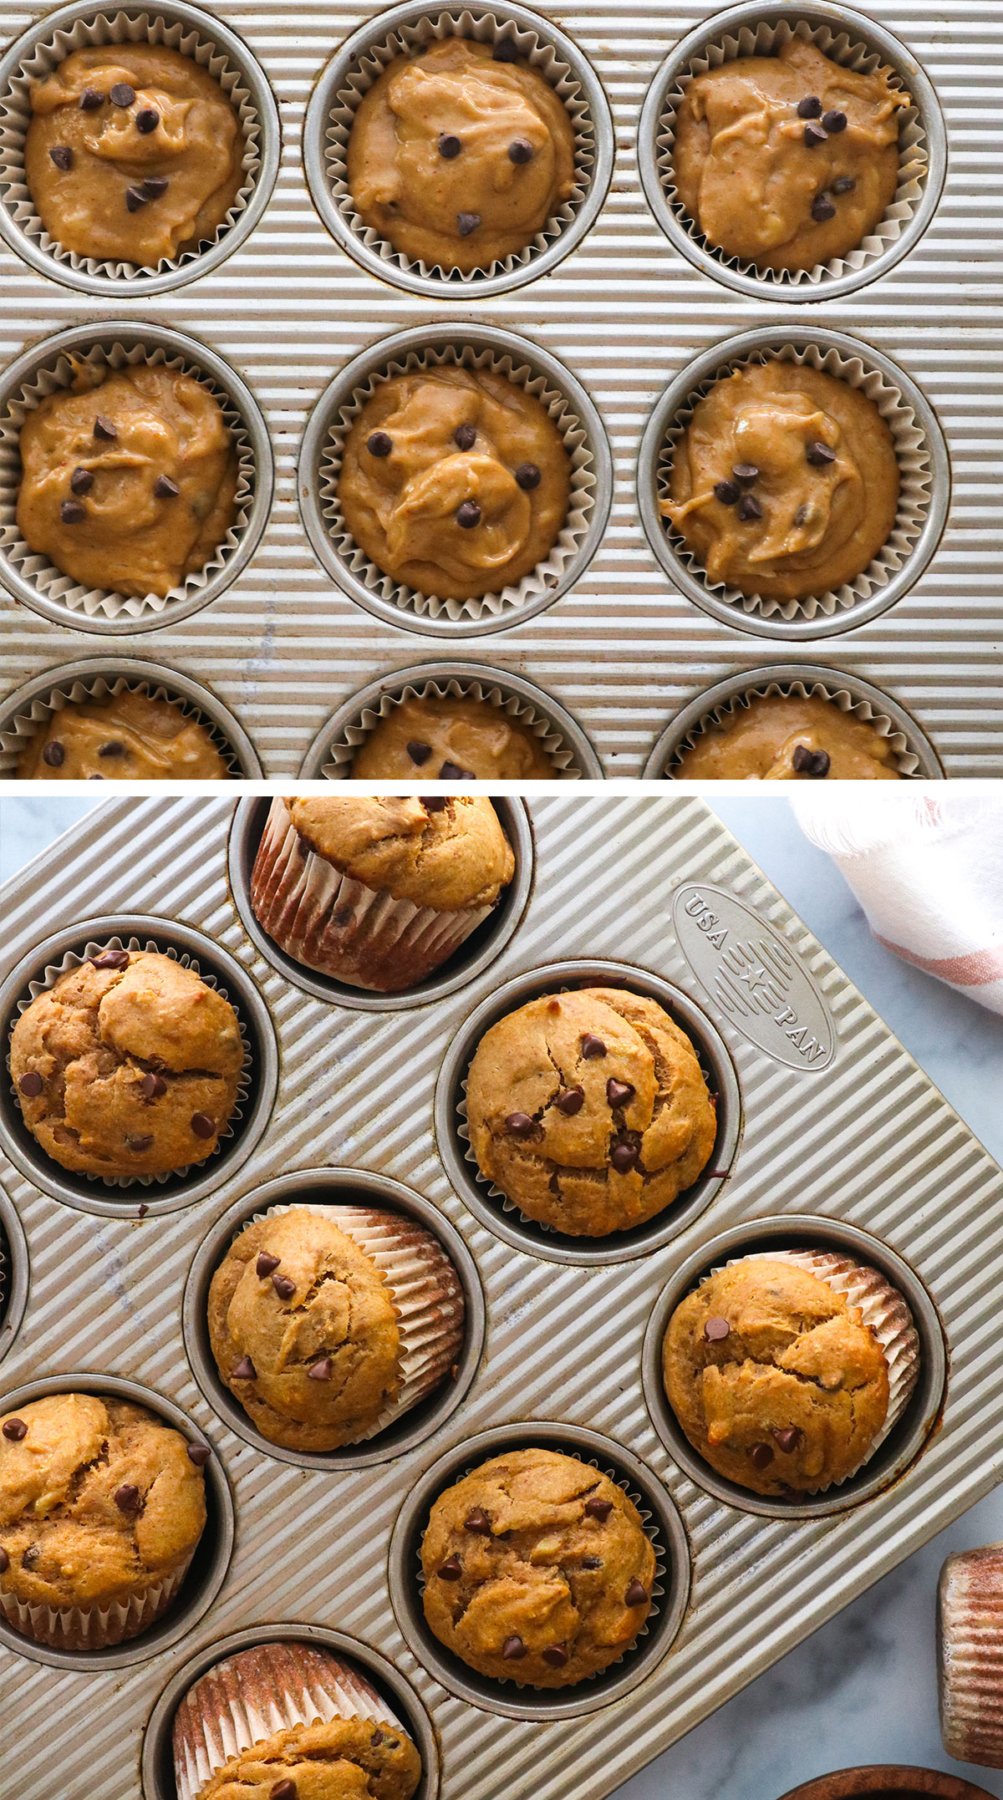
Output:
[610, 1137, 640, 1174]
[142, 176, 169, 199]
[733, 463, 759, 485]
[582, 1556, 602, 1570]
[505, 1111, 543, 1140]
[624, 1579, 648, 1606]
[457, 210, 481, 236]
[584, 1496, 612, 1521]
[811, 194, 837, 223]
[772, 1426, 804, 1454]
[806, 439, 836, 467]
[48, 144, 73, 171]
[270, 1783, 297, 1800]
[421, 796, 448, 811]
[714, 479, 740, 506]
[749, 1443, 774, 1470]
[400, 742, 431, 771]
[832, 175, 857, 195]
[272, 1273, 296, 1300]
[438, 1554, 462, 1580]
[493, 39, 519, 61]
[797, 95, 823, 119]
[738, 494, 763, 522]
[606, 1078, 635, 1108]
[308, 1357, 333, 1381]
[439, 132, 462, 159]
[367, 431, 392, 457]
[70, 466, 94, 495]
[125, 1133, 153, 1152]
[454, 422, 477, 450]
[556, 1085, 585, 1115]
[137, 1203, 148, 1217]
[542, 1645, 568, 1667]
[456, 499, 481, 528]
[823, 109, 848, 134]
[508, 138, 534, 164]
[60, 498, 86, 523]
[21, 1546, 38, 1568]
[256, 1251, 281, 1278]
[803, 120, 828, 149]
[187, 1442, 211, 1467]
[114, 1483, 142, 1514]
[515, 461, 541, 491]
[792, 744, 831, 779]
[190, 1112, 215, 1139]
[41, 741, 65, 767]
[140, 1071, 166, 1099]
[704, 1316, 730, 1342]
[2, 1419, 27, 1442]
[18, 1071, 43, 1097]
[125, 185, 148, 211]
[135, 107, 159, 134]
[502, 1634, 526, 1658]
[97, 740, 124, 758]
[110, 82, 135, 106]
[91, 948, 129, 969]
[232, 1355, 256, 1380]
[465, 1507, 491, 1534]
[581, 1033, 606, 1059]
[153, 474, 179, 499]
[0, 1548, 8, 1571]
[80, 87, 103, 110]
[370, 1731, 386, 1747]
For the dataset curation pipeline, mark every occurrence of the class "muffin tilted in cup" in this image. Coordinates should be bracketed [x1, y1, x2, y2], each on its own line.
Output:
[662, 1249, 920, 1498]
[249, 795, 515, 993]
[464, 985, 717, 1237]
[0, 1391, 207, 1650]
[420, 1446, 656, 1688]
[208, 1204, 465, 1453]
[172, 1640, 422, 1800]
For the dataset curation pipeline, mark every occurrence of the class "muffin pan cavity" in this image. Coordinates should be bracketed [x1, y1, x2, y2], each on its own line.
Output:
[0, 1179, 27, 1367]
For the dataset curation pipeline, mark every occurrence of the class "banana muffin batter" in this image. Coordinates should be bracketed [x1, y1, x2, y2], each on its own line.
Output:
[352, 694, 554, 779]
[17, 361, 239, 599]
[673, 692, 902, 781]
[339, 364, 570, 602]
[662, 358, 900, 603]
[420, 1447, 656, 1687]
[348, 37, 577, 273]
[26, 45, 243, 268]
[17, 687, 230, 780]
[672, 39, 909, 274]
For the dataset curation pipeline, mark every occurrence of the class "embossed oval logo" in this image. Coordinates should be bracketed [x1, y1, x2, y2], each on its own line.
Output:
[673, 883, 837, 1073]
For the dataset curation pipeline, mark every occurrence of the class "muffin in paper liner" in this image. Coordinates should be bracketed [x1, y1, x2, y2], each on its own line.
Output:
[647, 11, 931, 295]
[315, 1, 602, 291]
[172, 1640, 409, 1800]
[0, 665, 245, 779]
[0, 1558, 189, 1652]
[0, 334, 258, 624]
[662, 673, 922, 781]
[6, 933, 252, 1190]
[249, 796, 503, 993]
[0, 2, 269, 289]
[939, 1543, 1003, 1769]
[313, 338, 598, 627]
[655, 337, 933, 625]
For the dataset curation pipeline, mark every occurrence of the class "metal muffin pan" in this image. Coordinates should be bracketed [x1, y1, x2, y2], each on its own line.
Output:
[0, 0, 997, 770]
[3, 795, 1003, 1800]
[0, 1176, 27, 1366]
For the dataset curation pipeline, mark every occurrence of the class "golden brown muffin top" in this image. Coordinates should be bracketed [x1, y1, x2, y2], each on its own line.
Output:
[673, 693, 901, 781]
[465, 986, 717, 1237]
[199, 1720, 421, 1800]
[350, 695, 555, 780]
[0, 1393, 206, 1609]
[421, 1448, 656, 1688]
[287, 795, 515, 911]
[208, 1208, 402, 1452]
[662, 1258, 891, 1496]
[16, 687, 231, 781]
[8, 947, 243, 1180]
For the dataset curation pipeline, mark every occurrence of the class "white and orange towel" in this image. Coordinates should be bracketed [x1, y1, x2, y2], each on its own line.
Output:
[790, 790, 1003, 1017]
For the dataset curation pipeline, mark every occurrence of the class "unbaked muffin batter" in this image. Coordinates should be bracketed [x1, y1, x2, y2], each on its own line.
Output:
[26, 45, 243, 267]
[17, 688, 230, 780]
[17, 362, 238, 599]
[673, 693, 901, 781]
[348, 37, 576, 273]
[663, 359, 900, 603]
[339, 365, 570, 601]
[352, 694, 554, 779]
[673, 39, 909, 273]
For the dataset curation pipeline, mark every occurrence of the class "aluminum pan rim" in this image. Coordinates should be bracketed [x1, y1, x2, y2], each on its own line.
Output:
[0, 1177, 29, 1369]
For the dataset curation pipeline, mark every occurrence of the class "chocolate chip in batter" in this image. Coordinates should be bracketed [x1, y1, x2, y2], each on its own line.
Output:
[791, 744, 831, 779]
[811, 194, 837, 223]
[190, 1112, 216, 1139]
[806, 439, 837, 467]
[153, 474, 179, 499]
[439, 132, 463, 159]
[114, 1483, 142, 1514]
[803, 120, 828, 149]
[797, 95, 823, 119]
[142, 176, 169, 199]
[438, 1554, 462, 1580]
[556, 1085, 585, 1115]
[60, 498, 86, 523]
[606, 1078, 635, 1107]
[733, 463, 759, 485]
[456, 499, 482, 528]
[704, 1316, 731, 1342]
[406, 739, 433, 766]
[125, 1133, 154, 1152]
[505, 1110, 543, 1140]
[41, 741, 65, 767]
[125, 185, 148, 212]
[502, 1634, 526, 1658]
[508, 137, 534, 164]
[0, 1549, 9, 1571]
[713, 479, 741, 506]
[737, 494, 763, 522]
[772, 1426, 804, 1453]
[581, 1033, 606, 1059]
[79, 87, 103, 110]
[454, 422, 477, 450]
[749, 1442, 774, 1470]
[187, 1442, 212, 1467]
[439, 760, 476, 780]
[584, 1496, 613, 1520]
[256, 1251, 281, 1277]
[832, 176, 857, 195]
[70, 466, 94, 495]
[465, 1507, 491, 1534]
[48, 144, 73, 171]
[542, 1645, 569, 1667]
[91, 948, 130, 969]
[272, 1273, 296, 1300]
[457, 210, 481, 236]
[624, 1579, 648, 1606]
[97, 740, 125, 758]
[823, 109, 848, 134]
[367, 430, 393, 457]
[110, 81, 136, 106]
[140, 1072, 167, 1099]
[515, 461, 541, 491]
[308, 1356, 333, 1381]
[18, 1071, 43, 1096]
[610, 1135, 640, 1173]
[2, 1419, 27, 1442]
[232, 1355, 257, 1380]
[136, 107, 160, 134]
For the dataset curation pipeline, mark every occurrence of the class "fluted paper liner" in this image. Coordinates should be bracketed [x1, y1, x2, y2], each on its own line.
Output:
[939, 1543, 1003, 1768]
[321, 4, 597, 288]
[6, 933, 252, 1188]
[250, 796, 499, 991]
[663, 673, 921, 780]
[0, 667, 242, 779]
[321, 670, 583, 779]
[316, 339, 597, 625]
[173, 1641, 404, 1800]
[0, 1557, 189, 1651]
[651, 14, 929, 291]
[0, 5, 264, 285]
[656, 337, 933, 624]
[0, 336, 256, 623]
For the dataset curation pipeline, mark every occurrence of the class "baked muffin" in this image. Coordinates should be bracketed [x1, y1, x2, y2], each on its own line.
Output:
[0, 1391, 207, 1650]
[464, 985, 717, 1237]
[672, 39, 909, 275]
[662, 359, 900, 604]
[672, 692, 901, 781]
[337, 364, 571, 603]
[662, 1250, 920, 1498]
[26, 44, 243, 268]
[16, 687, 230, 780]
[172, 1640, 422, 1800]
[9, 946, 243, 1180]
[940, 1544, 1003, 1768]
[17, 362, 239, 600]
[421, 1447, 655, 1688]
[208, 1204, 465, 1452]
[250, 795, 515, 992]
[348, 37, 576, 274]
[351, 694, 554, 780]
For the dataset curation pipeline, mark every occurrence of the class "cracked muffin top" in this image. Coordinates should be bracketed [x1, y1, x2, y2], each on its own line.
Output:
[662, 1258, 892, 1496]
[0, 1392, 207, 1612]
[8, 947, 243, 1180]
[420, 1447, 656, 1688]
[464, 986, 718, 1237]
[286, 795, 515, 911]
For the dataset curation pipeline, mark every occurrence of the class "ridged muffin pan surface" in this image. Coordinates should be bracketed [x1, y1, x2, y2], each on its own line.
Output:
[2, 795, 1003, 1799]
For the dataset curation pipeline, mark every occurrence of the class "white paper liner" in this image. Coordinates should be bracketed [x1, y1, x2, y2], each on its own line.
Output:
[654, 15, 929, 290]
[0, 6, 264, 283]
[322, 672, 581, 779]
[322, 6, 596, 287]
[173, 1641, 403, 1800]
[664, 674, 920, 780]
[657, 337, 932, 623]
[317, 340, 597, 625]
[0, 1556, 188, 1651]
[940, 1544, 1003, 1767]
[243, 1199, 466, 1442]
[0, 668, 241, 778]
[416, 1449, 666, 1691]
[250, 797, 497, 991]
[0, 336, 256, 622]
[6, 932, 253, 1189]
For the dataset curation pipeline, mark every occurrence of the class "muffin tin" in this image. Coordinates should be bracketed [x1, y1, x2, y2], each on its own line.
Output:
[0, 0, 998, 770]
[2, 793, 1003, 1799]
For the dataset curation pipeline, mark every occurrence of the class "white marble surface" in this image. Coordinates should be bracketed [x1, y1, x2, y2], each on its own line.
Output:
[1, 794, 1001, 1800]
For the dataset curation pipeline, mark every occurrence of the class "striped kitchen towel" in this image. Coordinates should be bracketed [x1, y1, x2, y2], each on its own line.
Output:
[790, 790, 1003, 1017]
